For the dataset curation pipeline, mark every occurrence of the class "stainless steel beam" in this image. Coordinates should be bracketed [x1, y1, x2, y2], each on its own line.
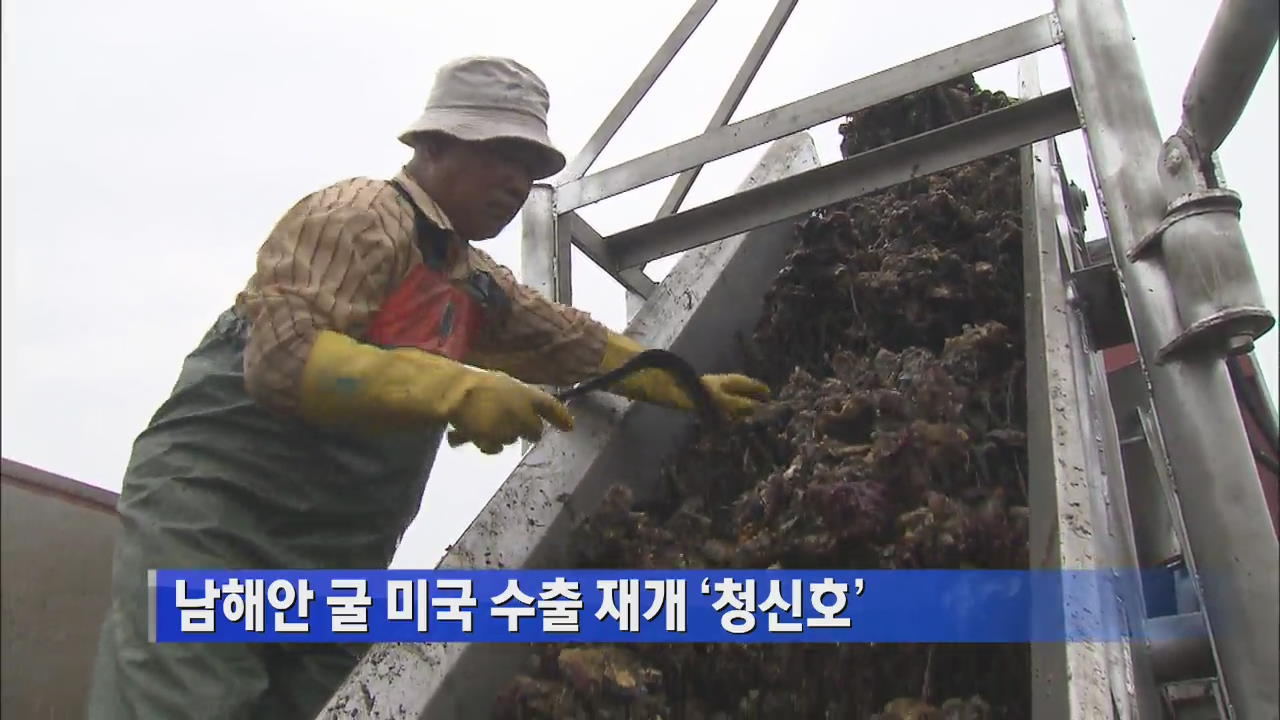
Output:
[556, 0, 718, 182]
[555, 13, 1062, 211]
[316, 133, 821, 720]
[1181, 0, 1279, 154]
[625, 288, 647, 323]
[561, 211, 657, 299]
[521, 184, 571, 304]
[606, 87, 1081, 270]
[655, 0, 798, 217]
[1021, 59, 1144, 720]
[1055, 0, 1280, 716]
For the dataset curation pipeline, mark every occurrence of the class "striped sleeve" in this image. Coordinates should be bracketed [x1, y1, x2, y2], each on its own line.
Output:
[466, 247, 608, 386]
[234, 178, 416, 414]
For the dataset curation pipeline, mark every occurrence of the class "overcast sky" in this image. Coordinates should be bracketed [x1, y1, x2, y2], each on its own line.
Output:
[2, 0, 1276, 569]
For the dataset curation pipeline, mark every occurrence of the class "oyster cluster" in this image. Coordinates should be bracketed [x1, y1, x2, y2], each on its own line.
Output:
[495, 77, 1032, 719]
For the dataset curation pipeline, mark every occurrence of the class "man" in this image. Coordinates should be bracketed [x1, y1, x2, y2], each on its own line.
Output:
[87, 56, 769, 719]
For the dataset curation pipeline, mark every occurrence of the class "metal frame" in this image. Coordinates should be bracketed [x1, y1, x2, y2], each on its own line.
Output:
[317, 1, 1279, 717]
[554, 13, 1061, 213]
[1021, 58, 1148, 719]
[1054, 1, 1277, 716]
[653, 0, 798, 219]
[319, 134, 822, 719]
[607, 88, 1080, 268]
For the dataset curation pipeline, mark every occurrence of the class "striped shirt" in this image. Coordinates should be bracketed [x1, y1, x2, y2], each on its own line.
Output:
[233, 168, 608, 415]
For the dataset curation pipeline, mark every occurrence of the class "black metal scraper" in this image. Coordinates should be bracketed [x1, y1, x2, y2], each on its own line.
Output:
[554, 349, 722, 430]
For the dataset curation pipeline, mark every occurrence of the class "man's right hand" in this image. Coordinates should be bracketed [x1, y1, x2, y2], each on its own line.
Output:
[298, 330, 573, 452]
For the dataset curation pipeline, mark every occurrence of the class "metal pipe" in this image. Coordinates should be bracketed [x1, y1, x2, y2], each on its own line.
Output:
[557, 0, 717, 182]
[1054, 1, 1280, 717]
[655, 0, 798, 217]
[1181, 0, 1279, 154]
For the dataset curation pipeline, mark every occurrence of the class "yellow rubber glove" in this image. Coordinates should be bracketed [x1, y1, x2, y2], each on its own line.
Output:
[598, 332, 771, 419]
[298, 330, 574, 454]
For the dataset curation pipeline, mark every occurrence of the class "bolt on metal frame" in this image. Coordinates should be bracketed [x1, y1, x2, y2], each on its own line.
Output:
[318, 0, 1277, 716]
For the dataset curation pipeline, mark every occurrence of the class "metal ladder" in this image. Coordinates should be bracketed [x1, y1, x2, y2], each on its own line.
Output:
[318, 1, 1279, 717]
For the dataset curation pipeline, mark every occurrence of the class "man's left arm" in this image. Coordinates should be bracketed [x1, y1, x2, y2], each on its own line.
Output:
[464, 250, 608, 387]
[465, 250, 770, 420]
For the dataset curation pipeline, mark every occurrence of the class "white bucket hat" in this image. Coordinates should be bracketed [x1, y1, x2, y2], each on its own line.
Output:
[399, 56, 566, 180]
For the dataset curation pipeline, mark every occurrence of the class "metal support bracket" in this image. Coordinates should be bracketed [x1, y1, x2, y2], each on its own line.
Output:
[1141, 133, 1278, 363]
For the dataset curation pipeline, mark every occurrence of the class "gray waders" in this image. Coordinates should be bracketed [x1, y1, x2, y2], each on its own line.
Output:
[86, 308, 442, 719]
